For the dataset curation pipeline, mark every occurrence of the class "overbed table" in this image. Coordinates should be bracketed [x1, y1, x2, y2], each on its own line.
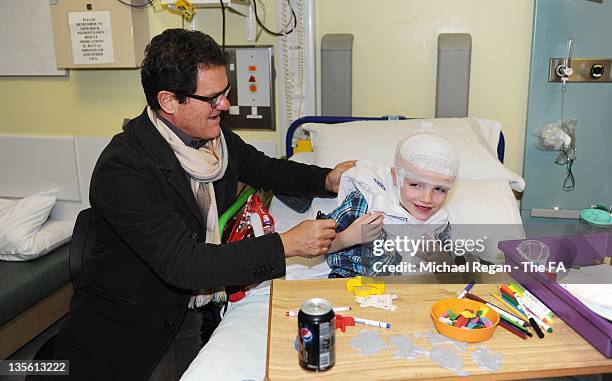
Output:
[265, 276, 612, 380]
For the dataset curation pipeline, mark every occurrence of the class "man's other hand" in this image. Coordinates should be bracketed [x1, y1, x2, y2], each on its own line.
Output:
[279, 219, 337, 258]
[325, 160, 357, 193]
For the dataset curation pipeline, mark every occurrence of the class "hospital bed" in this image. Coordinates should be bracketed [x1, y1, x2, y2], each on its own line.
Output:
[181, 116, 526, 381]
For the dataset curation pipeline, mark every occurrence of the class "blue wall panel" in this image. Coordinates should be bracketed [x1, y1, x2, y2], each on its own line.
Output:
[523, 0, 612, 222]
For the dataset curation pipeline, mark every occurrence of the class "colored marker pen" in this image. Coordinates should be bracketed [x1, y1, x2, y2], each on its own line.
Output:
[516, 295, 553, 333]
[354, 317, 391, 329]
[285, 306, 351, 317]
[518, 295, 553, 324]
[498, 319, 528, 340]
[457, 280, 475, 299]
[511, 282, 554, 318]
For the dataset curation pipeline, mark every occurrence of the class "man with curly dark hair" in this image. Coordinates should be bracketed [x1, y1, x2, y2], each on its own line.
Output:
[52, 29, 354, 380]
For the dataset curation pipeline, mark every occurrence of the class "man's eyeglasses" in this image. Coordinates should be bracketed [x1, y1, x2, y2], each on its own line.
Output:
[175, 83, 231, 108]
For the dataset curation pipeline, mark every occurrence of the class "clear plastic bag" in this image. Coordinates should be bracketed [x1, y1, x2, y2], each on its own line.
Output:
[535, 119, 576, 159]
[534, 119, 578, 191]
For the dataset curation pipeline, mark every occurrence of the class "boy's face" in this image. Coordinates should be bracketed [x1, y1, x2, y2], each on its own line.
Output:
[398, 179, 449, 221]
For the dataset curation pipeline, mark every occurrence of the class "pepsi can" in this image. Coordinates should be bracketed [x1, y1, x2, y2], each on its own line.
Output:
[298, 298, 335, 371]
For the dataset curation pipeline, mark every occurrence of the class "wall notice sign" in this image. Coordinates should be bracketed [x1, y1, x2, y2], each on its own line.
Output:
[68, 11, 114, 64]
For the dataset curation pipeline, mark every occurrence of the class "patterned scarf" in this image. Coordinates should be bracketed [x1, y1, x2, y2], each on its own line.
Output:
[147, 107, 228, 307]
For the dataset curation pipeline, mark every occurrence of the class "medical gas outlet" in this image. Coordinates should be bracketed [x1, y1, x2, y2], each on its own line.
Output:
[549, 58, 612, 83]
[223, 46, 275, 131]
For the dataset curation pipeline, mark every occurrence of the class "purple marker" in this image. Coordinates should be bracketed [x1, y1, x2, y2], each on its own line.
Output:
[457, 280, 476, 299]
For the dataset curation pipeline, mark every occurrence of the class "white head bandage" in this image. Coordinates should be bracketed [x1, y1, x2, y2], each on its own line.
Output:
[394, 133, 459, 189]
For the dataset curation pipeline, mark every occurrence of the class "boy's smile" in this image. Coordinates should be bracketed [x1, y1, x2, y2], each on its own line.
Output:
[399, 180, 449, 221]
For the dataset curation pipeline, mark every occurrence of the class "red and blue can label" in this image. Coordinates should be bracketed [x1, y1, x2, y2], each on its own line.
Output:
[298, 298, 335, 371]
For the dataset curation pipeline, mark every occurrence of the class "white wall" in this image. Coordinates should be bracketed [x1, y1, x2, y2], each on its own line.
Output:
[315, 0, 534, 175]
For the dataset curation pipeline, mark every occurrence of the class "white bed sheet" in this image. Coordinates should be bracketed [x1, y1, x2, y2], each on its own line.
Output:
[180, 293, 270, 381]
[182, 152, 524, 381]
[181, 153, 330, 381]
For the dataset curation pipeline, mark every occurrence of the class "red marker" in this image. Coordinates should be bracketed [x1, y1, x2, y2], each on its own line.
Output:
[286, 306, 351, 317]
[498, 319, 528, 340]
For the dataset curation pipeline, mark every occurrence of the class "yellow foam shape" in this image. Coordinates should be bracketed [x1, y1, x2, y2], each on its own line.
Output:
[353, 285, 385, 296]
[460, 311, 476, 319]
[346, 276, 385, 295]
[346, 277, 363, 292]
[479, 306, 490, 316]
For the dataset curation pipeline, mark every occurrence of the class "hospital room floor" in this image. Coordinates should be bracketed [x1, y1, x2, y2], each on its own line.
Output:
[0, 317, 607, 381]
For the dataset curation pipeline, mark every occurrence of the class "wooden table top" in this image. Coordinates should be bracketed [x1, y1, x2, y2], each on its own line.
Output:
[266, 278, 612, 380]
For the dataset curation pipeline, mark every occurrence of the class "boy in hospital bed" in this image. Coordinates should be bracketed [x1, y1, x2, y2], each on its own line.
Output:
[322, 132, 462, 278]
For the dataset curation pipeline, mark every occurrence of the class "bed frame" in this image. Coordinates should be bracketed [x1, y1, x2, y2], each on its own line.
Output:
[285, 116, 505, 162]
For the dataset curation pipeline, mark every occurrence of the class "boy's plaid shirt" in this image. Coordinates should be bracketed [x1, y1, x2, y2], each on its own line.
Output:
[322, 191, 401, 278]
[322, 191, 452, 278]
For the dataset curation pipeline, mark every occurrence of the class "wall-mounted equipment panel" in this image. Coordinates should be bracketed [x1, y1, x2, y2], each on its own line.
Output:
[160, 0, 248, 6]
[160, 0, 249, 9]
[159, 0, 250, 20]
[223, 46, 275, 130]
[50, 0, 149, 68]
[549, 58, 612, 82]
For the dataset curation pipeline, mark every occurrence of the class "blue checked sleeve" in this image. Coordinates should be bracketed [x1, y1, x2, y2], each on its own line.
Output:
[322, 191, 400, 278]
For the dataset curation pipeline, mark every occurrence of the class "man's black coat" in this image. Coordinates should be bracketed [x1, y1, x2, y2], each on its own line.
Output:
[53, 109, 331, 380]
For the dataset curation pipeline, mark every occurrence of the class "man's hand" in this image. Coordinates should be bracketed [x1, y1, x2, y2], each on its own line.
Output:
[279, 219, 337, 258]
[325, 160, 357, 193]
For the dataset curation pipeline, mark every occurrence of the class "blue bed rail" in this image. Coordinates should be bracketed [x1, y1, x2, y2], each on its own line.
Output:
[285, 116, 505, 163]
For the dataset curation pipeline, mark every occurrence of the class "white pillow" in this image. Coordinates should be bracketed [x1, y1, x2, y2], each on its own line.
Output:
[303, 117, 525, 191]
[472, 117, 502, 154]
[445, 179, 525, 263]
[0, 190, 72, 261]
[446, 179, 522, 224]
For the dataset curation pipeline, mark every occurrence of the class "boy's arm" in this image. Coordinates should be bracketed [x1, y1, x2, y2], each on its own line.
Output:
[328, 212, 384, 253]
[322, 190, 383, 254]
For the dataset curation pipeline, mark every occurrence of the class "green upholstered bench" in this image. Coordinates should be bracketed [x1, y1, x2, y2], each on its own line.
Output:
[0, 244, 73, 359]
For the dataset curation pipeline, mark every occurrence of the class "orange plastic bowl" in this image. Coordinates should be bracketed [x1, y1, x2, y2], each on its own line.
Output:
[430, 298, 500, 343]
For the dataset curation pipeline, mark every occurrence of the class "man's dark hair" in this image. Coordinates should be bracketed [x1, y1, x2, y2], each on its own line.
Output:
[141, 29, 228, 110]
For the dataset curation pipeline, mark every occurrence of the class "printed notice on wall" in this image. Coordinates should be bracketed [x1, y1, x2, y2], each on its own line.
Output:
[68, 11, 114, 64]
